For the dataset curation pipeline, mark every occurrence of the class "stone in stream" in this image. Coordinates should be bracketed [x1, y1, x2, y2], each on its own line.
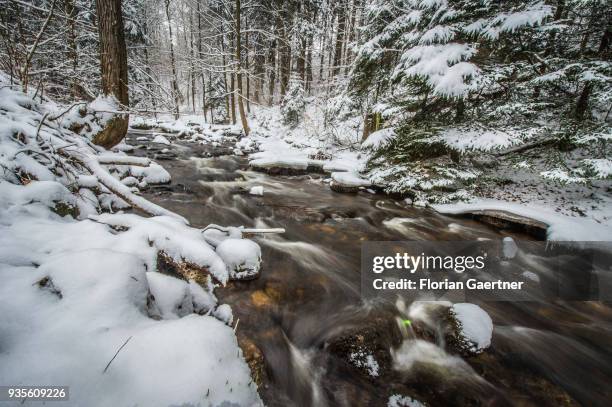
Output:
[461, 210, 548, 239]
[330, 171, 371, 194]
[406, 301, 493, 357]
[215, 238, 262, 281]
[326, 313, 403, 379]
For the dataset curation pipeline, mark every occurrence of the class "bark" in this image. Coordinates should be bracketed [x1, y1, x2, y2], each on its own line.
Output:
[64, 0, 78, 98]
[164, 0, 180, 120]
[190, 12, 196, 113]
[235, 0, 249, 135]
[142, 12, 157, 115]
[94, 0, 129, 148]
[278, 18, 291, 97]
[220, 37, 230, 122]
[332, 2, 346, 77]
[245, 15, 250, 113]
[297, 37, 306, 83]
[253, 44, 265, 103]
[267, 37, 277, 105]
[197, 0, 206, 117]
[306, 35, 313, 93]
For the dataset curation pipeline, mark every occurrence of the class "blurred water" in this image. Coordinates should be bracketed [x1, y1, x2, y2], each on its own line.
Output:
[131, 132, 612, 407]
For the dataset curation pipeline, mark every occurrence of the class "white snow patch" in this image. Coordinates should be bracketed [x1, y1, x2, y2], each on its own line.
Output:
[452, 303, 493, 352]
[249, 185, 264, 195]
[152, 135, 171, 145]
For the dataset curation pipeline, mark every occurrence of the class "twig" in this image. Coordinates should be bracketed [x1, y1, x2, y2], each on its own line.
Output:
[202, 223, 285, 235]
[48, 102, 87, 121]
[103, 336, 133, 374]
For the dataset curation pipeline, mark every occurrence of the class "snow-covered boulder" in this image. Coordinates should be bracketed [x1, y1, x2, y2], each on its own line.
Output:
[449, 303, 493, 355]
[249, 185, 264, 196]
[152, 135, 171, 145]
[330, 171, 371, 193]
[406, 301, 493, 356]
[216, 238, 262, 280]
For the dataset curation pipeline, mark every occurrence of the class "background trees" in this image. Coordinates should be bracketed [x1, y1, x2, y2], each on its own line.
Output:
[0, 0, 608, 132]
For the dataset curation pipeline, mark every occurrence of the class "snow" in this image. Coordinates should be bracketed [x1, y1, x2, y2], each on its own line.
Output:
[388, 394, 426, 407]
[146, 272, 194, 319]
[215, 238, 262, 280]
[349, 349, 380, 377]
[0, 84, 263, 406]
[451, 303, 493, 352]
[433, 127, 537, 152]
[432, 199, 612, 241]
[361, 127, 397, 150]
[582, 158, 612, 179]
[249, 185, 264, 195]
[331, 171, 371, 187]
[397, 43, 479, 96]
[152, 135, 171, 145]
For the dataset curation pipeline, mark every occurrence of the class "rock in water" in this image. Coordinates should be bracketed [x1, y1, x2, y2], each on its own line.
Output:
[215, 238, 262, 280]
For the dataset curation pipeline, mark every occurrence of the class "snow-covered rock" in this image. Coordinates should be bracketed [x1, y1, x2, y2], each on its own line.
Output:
[249, 185, 264, 196]
[451, 303, 493, 354]
[216, 238, 262, 280]
[152, 135, 171, 145]
[330, 171, 371, 193]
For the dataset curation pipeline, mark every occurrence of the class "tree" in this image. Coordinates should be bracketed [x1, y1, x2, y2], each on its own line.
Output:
[94, 0, 129, 148]
[235, 0, 249, 135]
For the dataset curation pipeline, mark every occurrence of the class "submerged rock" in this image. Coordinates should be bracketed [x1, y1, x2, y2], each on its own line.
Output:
[326, 315, 403, 379]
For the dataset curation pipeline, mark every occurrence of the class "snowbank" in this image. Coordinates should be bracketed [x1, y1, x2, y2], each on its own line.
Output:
[0, 83, 262, 406]
[331, 171, 371, 187]
[432, 199, 612, 241]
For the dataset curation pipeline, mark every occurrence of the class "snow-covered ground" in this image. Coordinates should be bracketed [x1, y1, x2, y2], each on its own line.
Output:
[0, 83, 262, 406]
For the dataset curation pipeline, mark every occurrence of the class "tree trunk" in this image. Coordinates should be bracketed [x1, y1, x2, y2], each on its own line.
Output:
[196, 0, 206, 117]
[306, 35, 313, 93]
[142, 10, 156, 115]
[190, 12, 196, 113]
[64, 0, 79, 98]
[278, 14, 291, 97]
[245, 15, 250, 113]
[267, 38, 277, 105]
[298, 37, 306, 83]
[332, 2, 346, 77]
[220, 37, 230, 122]
[164, 0, 180, 120]
[94, 0, 129, 148]
[235, 0, 249, 135]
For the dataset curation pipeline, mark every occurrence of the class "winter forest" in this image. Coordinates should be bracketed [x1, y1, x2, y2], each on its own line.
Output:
[1, 0, 611, 406]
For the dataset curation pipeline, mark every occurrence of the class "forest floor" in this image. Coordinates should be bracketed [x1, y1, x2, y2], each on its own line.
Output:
[131, 101, 612, 241]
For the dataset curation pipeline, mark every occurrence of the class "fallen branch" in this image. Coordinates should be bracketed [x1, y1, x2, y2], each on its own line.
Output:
[96, 155, 151, 166]
[494, 136, 557, 157]
[202, 223, 285, 236]
[72, 154, 188, 223]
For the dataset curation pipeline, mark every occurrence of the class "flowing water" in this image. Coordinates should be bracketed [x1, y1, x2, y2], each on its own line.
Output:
[129, 131, 612, 407]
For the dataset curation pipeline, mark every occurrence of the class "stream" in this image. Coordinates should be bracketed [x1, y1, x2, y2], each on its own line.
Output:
[128, 130, 611, 407]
